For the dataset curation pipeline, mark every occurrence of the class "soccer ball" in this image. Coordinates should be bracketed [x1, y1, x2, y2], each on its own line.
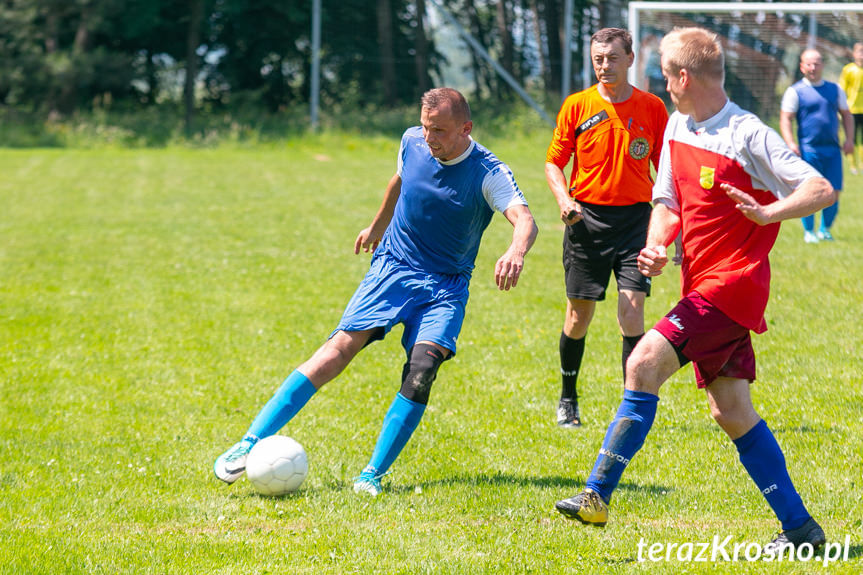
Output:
[245, 435, 308, 496]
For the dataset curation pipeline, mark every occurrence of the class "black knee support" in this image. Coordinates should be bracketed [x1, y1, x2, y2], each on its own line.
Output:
[399, 344, 445, 405]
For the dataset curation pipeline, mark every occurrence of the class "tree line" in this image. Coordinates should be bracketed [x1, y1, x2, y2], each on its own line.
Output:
[0, 0, 624, 128]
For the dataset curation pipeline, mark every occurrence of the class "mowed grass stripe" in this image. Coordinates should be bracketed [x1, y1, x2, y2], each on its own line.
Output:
[0, 136, 861, 574]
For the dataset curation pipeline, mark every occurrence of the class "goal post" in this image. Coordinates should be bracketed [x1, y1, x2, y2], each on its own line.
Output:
[627, 2, 863, 122]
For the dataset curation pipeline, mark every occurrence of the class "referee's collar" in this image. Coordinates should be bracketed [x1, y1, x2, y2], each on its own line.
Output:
[438, 138, 475, 166]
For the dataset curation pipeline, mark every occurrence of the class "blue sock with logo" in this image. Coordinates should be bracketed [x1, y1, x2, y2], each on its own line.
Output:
[733, 419, 810, 531]
[246, 370, 317, 439]
[362, 393, 426, 477]
[821, 203, 838, 230]
[585, 389, 659, 502]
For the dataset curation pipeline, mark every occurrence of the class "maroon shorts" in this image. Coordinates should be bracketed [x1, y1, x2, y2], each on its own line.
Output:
[653, 292, 756, 388]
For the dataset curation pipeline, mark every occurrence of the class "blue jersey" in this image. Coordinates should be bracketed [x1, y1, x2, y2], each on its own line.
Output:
[792, 80, 841, 152]
[376, 127, 514, 279]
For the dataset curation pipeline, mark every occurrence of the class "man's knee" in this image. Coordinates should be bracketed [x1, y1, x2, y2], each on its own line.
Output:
[564, 299, 595, 338]
[624, 331, 679, 394]
[399, 344, 446, 405]
[618, 300, 645, 335]
[710, 404, 758, 439]
[625, 339, 653, 375]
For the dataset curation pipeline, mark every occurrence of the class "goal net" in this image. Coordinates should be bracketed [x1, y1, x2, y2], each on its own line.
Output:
[628, 2, 863, 122]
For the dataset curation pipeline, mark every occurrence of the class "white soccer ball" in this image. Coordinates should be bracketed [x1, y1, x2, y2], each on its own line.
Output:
[245, 435, 308, 496]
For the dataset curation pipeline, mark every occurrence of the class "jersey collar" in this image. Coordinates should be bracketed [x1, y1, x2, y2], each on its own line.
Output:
[686, 99, 733, 133]
[438, 138, 476, 166]
[801, 77, 825, 88]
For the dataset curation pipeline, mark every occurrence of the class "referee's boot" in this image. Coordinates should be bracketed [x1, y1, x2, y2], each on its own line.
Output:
[557, 398, 581, 427]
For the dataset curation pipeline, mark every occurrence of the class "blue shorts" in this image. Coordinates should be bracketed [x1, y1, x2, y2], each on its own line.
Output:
[801, 147, 843, 192]
[333, 254, 469, 355]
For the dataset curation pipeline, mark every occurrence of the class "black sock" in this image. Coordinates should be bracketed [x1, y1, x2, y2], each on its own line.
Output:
[560, 332, 585, 402]
[621, 333, 644, 383]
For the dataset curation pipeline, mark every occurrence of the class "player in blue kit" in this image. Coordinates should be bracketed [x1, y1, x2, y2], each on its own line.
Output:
[780, 48, 854, 243]
[214, 87, 538, 496]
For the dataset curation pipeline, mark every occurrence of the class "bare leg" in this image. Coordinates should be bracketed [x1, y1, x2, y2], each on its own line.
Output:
[298, 328, 378, 388]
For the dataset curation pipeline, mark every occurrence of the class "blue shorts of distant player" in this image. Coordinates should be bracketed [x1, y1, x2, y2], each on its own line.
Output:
[332, 254, 469, 355]
[800, 146, 843, 191]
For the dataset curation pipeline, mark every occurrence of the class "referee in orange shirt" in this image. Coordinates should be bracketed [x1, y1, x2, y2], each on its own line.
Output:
[545, 28, 668, 427]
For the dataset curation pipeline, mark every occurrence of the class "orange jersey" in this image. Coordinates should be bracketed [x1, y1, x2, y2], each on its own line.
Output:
[546, 85, 668, 206]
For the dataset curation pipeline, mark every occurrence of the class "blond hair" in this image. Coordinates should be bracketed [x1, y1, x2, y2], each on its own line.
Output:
[660, 27, 724, 83]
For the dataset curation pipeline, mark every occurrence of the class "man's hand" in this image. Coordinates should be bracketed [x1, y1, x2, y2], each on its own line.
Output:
[722, 183, 772, 225]
[560, 200, 583, 225]
[637, 245, 668, 277]
[354, 226, 383, 254]
[494, 249, 525, 291]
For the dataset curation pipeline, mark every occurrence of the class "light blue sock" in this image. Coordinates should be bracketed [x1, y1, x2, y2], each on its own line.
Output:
[801, 214, 815, 233]
[585, 389, 659, 502]
[363, 393, 426, 477]
[734, 419, 810, 531]
[246, 370, 317, 439]
[821, 203, 838, 230]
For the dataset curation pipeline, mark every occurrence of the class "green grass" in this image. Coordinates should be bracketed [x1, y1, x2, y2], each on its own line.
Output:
[1, 132, 862, 574]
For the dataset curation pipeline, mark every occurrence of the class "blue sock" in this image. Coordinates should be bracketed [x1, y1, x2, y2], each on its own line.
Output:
[733, 419, 810, 531]
[801, 214, 815, 233]
[821, 203, 838, 230]
[585, 389, 659, 502]
[363, 393, 426, 477]
[246, 370, 317, 439]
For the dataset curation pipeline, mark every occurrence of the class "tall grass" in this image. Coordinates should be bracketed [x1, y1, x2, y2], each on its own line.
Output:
[0, 100, 551, 149]
[0, 132, 861, 574]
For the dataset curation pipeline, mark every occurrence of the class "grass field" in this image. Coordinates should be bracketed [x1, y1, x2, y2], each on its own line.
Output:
[1, 131, 862, 574]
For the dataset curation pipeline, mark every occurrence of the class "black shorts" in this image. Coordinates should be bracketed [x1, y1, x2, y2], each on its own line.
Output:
[562, 201, 652, 301]
[854, 113, 863, 144]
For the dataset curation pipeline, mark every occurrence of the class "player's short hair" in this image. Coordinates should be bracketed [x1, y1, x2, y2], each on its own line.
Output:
[421, 88, 471, 122]
[854, 42, 863, 52]
[591, 28, 632, 55]
[660, 27, 725, 84]
[800, 48, 823, 64]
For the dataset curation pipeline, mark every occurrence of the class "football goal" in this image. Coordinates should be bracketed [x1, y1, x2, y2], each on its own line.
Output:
[627, 2, 863, 121]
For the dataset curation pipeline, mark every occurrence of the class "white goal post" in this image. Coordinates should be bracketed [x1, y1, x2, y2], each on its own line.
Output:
[627, 2, 863, 121]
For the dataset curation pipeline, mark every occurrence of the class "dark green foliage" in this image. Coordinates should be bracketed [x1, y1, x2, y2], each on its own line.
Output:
[0, 1, 614, 123]
[0, 0, 448, 118]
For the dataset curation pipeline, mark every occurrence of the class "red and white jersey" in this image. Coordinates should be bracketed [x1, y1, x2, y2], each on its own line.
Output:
[653, 100, 821, 333]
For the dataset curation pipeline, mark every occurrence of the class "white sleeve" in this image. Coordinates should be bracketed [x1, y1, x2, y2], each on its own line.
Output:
[739, 121, 822, 199]
[838, 86, 850, 111]
[780, 87, 799, 114]
[482, 165, 528, 212]
[651, 114, 680, 213]
[397, 138, 406, 177]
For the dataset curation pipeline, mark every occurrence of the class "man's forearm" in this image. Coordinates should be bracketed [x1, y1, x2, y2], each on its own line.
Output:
[645, 202, 681, 248]
[509, 208, 538, 256]
[369, 173, 401, 232]
[545, 162, 573, 207]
